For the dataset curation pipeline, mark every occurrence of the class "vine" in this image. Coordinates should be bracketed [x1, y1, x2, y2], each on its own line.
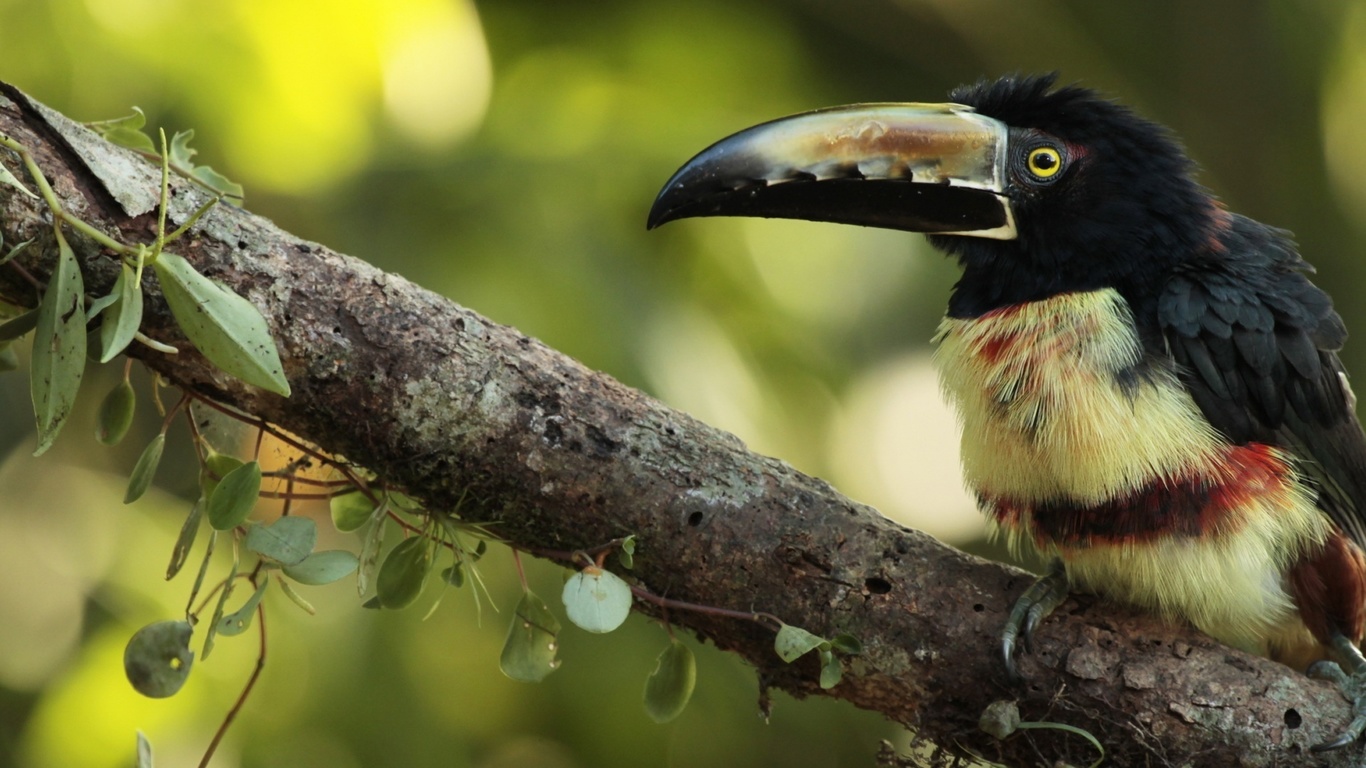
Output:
[0, 112, 861, 767]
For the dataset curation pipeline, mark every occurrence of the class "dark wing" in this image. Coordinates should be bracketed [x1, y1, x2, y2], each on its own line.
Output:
[1157, 216, 1366, 548]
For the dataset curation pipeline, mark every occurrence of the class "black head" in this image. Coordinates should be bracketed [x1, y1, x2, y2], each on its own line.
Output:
[647, 74, 1223, 317]
[936, 74, 1215, 316]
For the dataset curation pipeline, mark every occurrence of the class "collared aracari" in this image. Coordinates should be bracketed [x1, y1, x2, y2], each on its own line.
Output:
[647, 73, 1366, 751]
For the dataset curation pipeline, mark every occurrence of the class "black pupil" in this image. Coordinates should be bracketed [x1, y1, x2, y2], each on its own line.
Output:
[1033, 150, 1057, 171]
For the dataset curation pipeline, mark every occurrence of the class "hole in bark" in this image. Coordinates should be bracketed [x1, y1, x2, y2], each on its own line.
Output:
[1284, 708, 1301, 728]
[687, 511, 704, 527]
[864, 577, 892, 594]
[972, 603, 985, 613]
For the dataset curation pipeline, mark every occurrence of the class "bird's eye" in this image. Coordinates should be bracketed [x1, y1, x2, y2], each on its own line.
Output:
[1026, 146, 1064, 180]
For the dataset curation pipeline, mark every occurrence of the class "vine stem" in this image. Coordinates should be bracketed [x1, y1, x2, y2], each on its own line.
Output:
[198, 596, 268, 768]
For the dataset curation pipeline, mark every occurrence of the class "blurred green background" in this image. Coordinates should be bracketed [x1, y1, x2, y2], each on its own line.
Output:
[3, 0, 1366, 766]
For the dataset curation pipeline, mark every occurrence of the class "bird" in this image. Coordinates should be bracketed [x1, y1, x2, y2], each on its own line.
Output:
[647, 73, 1366, 751]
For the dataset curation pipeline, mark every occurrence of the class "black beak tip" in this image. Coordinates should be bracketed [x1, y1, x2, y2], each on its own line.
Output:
[645, 201, 671, 230]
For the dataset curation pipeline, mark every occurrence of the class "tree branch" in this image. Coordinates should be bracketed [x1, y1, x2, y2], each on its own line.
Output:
[0, 82, 1353, 767]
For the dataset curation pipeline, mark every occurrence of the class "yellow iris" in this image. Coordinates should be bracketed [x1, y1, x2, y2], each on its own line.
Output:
[1027, 146, 1063, 179]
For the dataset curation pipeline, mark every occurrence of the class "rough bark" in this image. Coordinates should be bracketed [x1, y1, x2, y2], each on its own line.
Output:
[0, 82, 1355, 767]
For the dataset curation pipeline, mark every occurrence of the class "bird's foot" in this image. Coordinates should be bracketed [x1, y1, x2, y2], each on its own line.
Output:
[1001, 562, 1069, 681]
[1309, 633, 1366, 752]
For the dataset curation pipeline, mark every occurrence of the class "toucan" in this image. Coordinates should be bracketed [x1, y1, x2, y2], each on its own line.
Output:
[648, 73, 1366, 751]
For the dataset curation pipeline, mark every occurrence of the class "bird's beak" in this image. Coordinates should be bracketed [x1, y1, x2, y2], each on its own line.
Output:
[647, 103, 1016, 239]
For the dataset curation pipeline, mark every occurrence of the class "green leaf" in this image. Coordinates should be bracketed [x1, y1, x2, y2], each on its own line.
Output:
[244, 516, 317, 566]
[215, 578, 269, 637]
[561, 569, 633, 634]
[276, 574, 317, 614]
[152, 252, 290, 396]
[619, 535, 636, 569]
[644, 639, 696, 723]
[135, 731, 153, 768]
[0, 237, 33, 267]
[376, 536, 432, 609]
[201, 550, 239, 660]
[103, 126, 156, 153]
[500, 590, 561, 682]
[441, 563, 464, 588]
[98, 263, 144, 362]
[199, 451, 245, 501]
[169, 129, 198, 168]
[95, 378, 136, 446]
[829, 633, 863, 655]
[0, 344, 17, 372]
[124, 433, 166, 503]
[283, 549, 358, 585]
[818, 649, 842, 689]
[206, 460, 261, 530]
[329, 490, 374, 533]
[774, 624, 827, 663]
[185, 530, 217, 619]
[0, 157, 37, 198]
[85, 294, 116, 323]
[31, 227, 86, 455]
[0, 307, 37, 341]
[123, 620, 193, 698]
[166, 499, 203, 580]
[190, 165, 245, 200]
[90, 108, 155, 153]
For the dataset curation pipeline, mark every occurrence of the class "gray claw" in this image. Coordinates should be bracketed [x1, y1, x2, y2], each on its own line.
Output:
[1311, 634, 1366, 752]
[1001, 562, 1068, 682]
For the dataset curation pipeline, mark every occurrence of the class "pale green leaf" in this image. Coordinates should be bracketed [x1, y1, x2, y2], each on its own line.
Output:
[206, 460, 261, 530]
[356, 498, 389, 596]
[500, 590, 561, 682]
[818, 649, 842, 689]
[243, 515, 316, 566]
[330, 490, 374, 533]
[283, 549, 358, 585]
[85, 292, 118, 320]
[91, 107, 147, 131]
[169, 129, 197, 168]
[644, 639, 696, 723]
[0, 237, 33, 267]
[275, 574, 316, 614]
[199, 451, 245, 503]
[31, 227, 86, 455]
[201, 550, 239, 660]
[124, 433, 166, 504]
[215, 578, 269, 637]
[99, 263, 144, 362]
[166, 500, 203, 580]
[185, 530, 217, 619]
[103, 126, 156, 153]
[136, 731, 153, 768]
[190, 165, 245, 200]
[90, 108, 155, 152]
[153, 252, 289, 395]
[0, 157, 37, 198]
[124, 620, 193, 698]
[829, 633, 863, 655]
[774, 624, 826, 663]
[562, 569, 633, 634]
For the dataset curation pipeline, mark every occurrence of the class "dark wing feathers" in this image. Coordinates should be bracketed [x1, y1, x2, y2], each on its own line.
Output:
[1157, 216, 1366, 548]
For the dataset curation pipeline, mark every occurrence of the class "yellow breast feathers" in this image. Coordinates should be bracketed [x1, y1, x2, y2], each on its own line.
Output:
[932, 289, 1330, 657]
